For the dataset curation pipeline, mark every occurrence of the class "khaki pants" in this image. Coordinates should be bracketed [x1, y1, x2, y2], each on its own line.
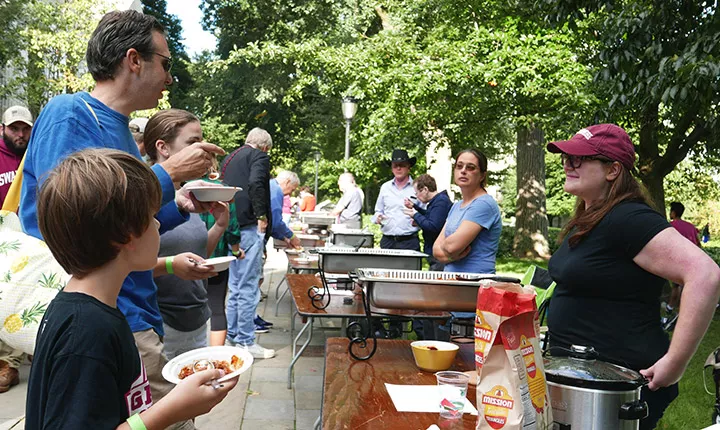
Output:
[133, 329, 196, 430]
[0, 341, 24, 368]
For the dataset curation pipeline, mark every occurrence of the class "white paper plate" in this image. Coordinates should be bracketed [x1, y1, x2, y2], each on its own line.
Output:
[186, 186, 242, 202]
[284, 247, 305, 254]
[162, 345, 254, 384]
[200, 256, 236, 272]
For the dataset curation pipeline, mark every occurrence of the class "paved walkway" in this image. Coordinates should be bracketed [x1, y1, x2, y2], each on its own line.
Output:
[0, 244, 335, 430]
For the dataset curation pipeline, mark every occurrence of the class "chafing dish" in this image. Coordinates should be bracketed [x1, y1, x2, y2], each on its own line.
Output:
[317, 248, 427, 273]
[329, 228, 374, 248]
[273, 233, 325, 249]
[354, 269, 521, 311]
[299, 212, 336, 227]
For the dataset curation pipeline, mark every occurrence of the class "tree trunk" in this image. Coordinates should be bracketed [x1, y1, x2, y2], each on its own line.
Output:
[513, 125, 550, 260]
[635, 103, 663, 211]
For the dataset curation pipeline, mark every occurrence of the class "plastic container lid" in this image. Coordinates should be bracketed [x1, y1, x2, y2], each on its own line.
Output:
[544, 345, 646, 391]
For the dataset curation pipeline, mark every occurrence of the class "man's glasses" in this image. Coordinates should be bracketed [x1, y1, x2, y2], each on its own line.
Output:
[561, 153, 613, 169]
[453, 162, 479, 172]
[153, 52, 173, 72]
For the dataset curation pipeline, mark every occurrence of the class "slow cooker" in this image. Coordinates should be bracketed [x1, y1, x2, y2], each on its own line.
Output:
[544, 345, 648, 430]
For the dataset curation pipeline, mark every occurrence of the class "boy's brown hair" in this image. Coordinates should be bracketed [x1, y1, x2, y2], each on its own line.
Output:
[414, 174, 437, 192]
[38, 149, 163, 278]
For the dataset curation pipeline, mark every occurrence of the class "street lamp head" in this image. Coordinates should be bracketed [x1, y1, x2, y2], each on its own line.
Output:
[341, 96, 358, 121]
[314, 151, 321, 162]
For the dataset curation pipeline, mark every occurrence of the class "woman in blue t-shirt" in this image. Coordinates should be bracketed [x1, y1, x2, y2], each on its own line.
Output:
[433, 148, 502, 274]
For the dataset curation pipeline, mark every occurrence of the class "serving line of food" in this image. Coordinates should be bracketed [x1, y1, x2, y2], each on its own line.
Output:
[284, 274, 450, 389]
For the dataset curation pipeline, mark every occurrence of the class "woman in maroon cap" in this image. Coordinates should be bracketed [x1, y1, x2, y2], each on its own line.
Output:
[546, 123, 720, 429]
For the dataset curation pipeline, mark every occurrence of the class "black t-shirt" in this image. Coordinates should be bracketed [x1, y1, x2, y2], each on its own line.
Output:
[26, 291, 152, 429]
[547, 200, 672, 370]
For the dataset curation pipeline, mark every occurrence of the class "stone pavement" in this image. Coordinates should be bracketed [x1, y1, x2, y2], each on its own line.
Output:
[0, 244, 338, 430]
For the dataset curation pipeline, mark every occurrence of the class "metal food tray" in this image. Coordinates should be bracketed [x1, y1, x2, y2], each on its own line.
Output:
[299, 212, 336, 226]
[317, 248, 427, 273]
[273, 234, 325, 249]
[330, 229, 374, 248]
[354, 269, 521, 311]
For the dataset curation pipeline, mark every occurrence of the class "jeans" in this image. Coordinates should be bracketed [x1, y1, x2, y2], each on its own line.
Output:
[227, 226, 263, 346]
[162, 322, 208, 360]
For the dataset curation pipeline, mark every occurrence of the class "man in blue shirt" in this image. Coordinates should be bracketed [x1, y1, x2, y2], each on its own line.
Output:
[270, 171, 302, 249]
[372, 149, 421, 251]
[20, 11, 223, 427]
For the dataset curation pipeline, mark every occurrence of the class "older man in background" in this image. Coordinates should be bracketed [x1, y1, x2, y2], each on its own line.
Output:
[331, 172, 364, 229]
[221, 127, 276, 358]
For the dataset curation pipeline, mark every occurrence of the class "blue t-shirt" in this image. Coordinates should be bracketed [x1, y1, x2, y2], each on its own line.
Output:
[20, 92, 187, 335]
[443, 194, 502, 274]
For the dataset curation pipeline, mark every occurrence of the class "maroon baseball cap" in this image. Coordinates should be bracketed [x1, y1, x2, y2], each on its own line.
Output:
[547, 124, 635, 170]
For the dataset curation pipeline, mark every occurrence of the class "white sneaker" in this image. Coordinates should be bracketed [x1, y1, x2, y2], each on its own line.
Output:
[224, 338, 236, 347]
[243, 343, 275, 359]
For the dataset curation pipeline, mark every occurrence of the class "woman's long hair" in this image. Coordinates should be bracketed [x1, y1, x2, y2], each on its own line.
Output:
[560, 167, 650, 247]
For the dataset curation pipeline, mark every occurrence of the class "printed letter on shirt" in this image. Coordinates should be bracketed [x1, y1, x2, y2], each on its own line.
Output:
[125, 355, 153, 415]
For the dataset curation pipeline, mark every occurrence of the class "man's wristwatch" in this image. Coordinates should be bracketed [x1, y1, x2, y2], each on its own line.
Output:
[257, 215, 267, 222]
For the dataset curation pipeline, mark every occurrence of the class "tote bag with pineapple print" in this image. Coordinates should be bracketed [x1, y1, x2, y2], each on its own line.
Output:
[0, 210, 68, 355]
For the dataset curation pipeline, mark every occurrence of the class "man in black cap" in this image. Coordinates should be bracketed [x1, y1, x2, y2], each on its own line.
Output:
[372, 149, 421, 251]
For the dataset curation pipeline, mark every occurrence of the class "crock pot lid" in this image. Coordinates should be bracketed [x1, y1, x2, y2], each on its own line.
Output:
[544, 356, 645, 391]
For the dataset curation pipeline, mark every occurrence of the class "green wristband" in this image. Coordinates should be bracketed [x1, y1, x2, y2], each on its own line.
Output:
[165, 256, 174, 275]
[127, 414, 147, 430]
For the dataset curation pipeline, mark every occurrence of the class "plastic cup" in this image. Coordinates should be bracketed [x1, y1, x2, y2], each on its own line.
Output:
[435, 371, 470, 419]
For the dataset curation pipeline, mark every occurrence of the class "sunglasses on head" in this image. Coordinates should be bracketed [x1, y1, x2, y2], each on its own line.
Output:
[152, 52, 173, 72]
[560, 153, 613, 169]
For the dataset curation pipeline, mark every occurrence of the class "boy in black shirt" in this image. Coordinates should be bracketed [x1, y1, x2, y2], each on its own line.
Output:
[26, 149, 237, 429]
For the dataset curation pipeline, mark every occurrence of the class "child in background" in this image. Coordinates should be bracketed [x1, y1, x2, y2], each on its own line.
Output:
[26, 149, 236, 429]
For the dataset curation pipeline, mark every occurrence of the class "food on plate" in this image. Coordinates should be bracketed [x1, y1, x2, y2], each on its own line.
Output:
[178, 355, 243, 380]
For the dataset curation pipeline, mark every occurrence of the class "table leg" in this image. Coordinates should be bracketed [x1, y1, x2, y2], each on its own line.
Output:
[288, 317, 314, 389]
[274, 274, 287, 300]
[274, 277, 290, 317]
[340, 317, 347, 338]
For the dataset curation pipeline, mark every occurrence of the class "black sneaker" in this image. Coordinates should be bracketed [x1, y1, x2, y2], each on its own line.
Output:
[255, 315, 274, 327]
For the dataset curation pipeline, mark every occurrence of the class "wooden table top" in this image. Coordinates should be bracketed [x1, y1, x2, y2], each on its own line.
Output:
[286, 274, 450, 319]
[322, 338, 478, 430]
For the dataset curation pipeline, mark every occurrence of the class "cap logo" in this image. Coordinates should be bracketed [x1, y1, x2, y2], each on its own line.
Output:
[577, 129, 593, 140]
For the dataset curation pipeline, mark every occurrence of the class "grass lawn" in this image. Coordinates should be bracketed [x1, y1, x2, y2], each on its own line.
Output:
[656, 316, 720, 430]
[497, 256, 720, 430]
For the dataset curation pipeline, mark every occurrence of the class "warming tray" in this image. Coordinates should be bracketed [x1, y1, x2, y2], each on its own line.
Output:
[273, 233, 325, 249]
[317, 248, 427, 273]
[299, 212, 336, 227]
[354, 269, 521, 311]
[330, 229, 374, 248]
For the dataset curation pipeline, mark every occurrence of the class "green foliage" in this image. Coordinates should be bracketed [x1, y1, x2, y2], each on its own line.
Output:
[196, 0, 595, 204]
[538, 1, 720, 208]
[0, 0, 25, 67]
[545, 152, 576, 219]
[664, 161, 720, 225]
[2, 0, 115, 113]
[141, 0, 195, 109]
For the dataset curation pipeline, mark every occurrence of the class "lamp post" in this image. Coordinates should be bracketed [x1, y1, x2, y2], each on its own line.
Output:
[314, 151, 321, 199]
[341, 96, 358, 161]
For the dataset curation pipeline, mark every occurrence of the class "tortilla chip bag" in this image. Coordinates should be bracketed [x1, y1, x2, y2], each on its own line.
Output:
[474, 281, 552, 429]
